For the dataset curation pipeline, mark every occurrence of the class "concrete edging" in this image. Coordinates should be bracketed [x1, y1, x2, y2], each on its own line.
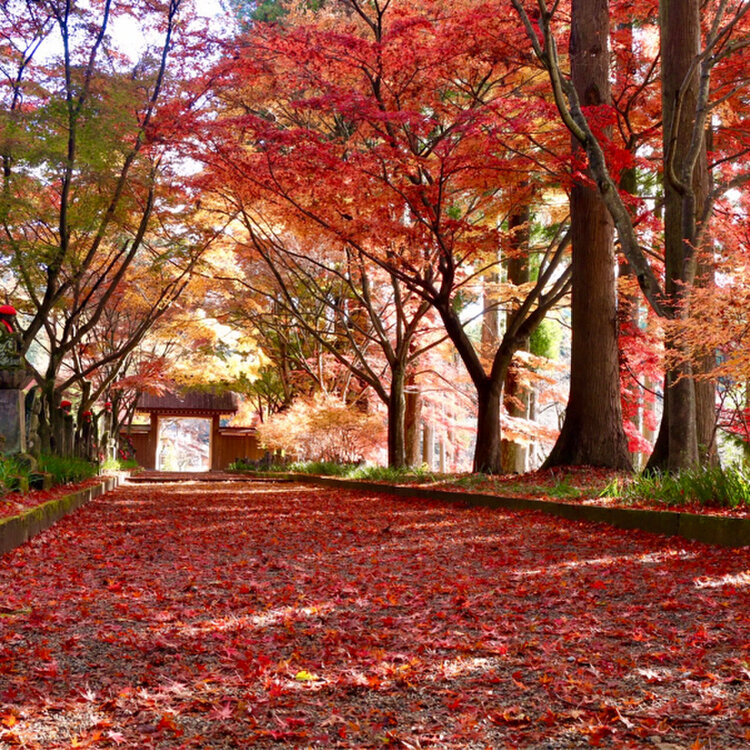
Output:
[0, 476, 119, 556]
[277, 474, 750, 548]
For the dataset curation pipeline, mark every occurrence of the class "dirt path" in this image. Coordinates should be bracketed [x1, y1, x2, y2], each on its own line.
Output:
[0, 481, 748, 748]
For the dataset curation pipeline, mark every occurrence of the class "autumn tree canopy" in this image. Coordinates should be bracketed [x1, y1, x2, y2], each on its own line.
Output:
[0, 0, 224, 451]
[5, 0, 750, 472]
[199, 0, 577, 472]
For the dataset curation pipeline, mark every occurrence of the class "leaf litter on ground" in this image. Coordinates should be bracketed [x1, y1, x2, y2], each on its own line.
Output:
[0, 480, 748, 748]
[0, 477, 105, 521]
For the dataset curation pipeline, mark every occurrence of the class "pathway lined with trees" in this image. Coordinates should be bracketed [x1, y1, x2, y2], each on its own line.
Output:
[0, 480, 748, 748]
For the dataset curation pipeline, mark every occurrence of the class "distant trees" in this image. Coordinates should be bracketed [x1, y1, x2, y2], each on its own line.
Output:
[209, 217, 439, 467]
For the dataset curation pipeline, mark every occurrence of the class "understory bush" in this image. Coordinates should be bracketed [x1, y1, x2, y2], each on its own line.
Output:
[288, 460, 356, 476]
[228, 459, 437, 482]
[0, 455, 29, 492]
[604, 466, 750, 509]
[228, 457, 290, 473]
[100, 457, 140, 472]
[349, 464, 436, 483]
[37, 455, 98, 485]
[0, 453, 98, 496]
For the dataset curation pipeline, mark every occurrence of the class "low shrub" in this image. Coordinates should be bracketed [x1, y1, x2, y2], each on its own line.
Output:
[0, 455, 28, 493]
[228, 457, 290, 473]
[350, 464, 436, 483]
[1, 453, 97, 495]
[605, 465, 750, 509]
[227, 459, 437, 482]
[37, 455, 98, 485]
[288, 461, 357, 476]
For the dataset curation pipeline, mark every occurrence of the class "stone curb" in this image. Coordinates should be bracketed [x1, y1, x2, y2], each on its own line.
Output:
[0, 476, 120, 557]
[272, 474, 750, 548]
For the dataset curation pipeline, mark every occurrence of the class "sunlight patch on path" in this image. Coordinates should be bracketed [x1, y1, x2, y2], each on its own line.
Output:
[175, 602, 338, 638]
[513, 549, 697, 577]
[694, 569, 750, 588]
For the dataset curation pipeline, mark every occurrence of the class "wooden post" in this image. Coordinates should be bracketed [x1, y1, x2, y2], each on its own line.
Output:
[149, 412, 158, 470]
[211, 414, 220, 470]
[422, 424, 434, 469]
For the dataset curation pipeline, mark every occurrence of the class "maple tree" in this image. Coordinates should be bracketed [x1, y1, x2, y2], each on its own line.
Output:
[258, 391, 386, 462]
[0, 0, 221, 456]
[201, 0, 573, 474]
[203, 198, 445, 466]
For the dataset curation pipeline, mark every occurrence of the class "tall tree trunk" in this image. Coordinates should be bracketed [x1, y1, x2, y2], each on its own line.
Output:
[482, 262, 500, 363]
[474, 379, 504, 474]
[404, 371, 422, 467]
[39, 379, 63, 456]
[388, 364, 406, 468]
[38, 397, 52, 455]
[501, 203, 531, 473]
[695, 125, 718, 466]
[695, 308, 718, 466]
[544, 0, 631, 470]
[616, 38, 645, 466]
[648, 0, 708, 471]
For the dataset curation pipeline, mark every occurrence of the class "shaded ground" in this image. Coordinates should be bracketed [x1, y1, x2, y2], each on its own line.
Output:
[0, 480, 749, 748]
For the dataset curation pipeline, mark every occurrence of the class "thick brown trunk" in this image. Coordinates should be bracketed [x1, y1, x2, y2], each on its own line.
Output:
[501, 365, 528, 473]
[696, 356, 718, 466]
[544, 0, 631, 470]
[645, 378, 668, 472]
[387, 365, 406, 468]
[651, 0, 707, 471]
[474, 380, 504, 474]
[695, 128, 718, 466]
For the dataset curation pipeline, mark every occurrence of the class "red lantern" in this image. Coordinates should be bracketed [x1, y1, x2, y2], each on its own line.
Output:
[0, 304, 16, 334]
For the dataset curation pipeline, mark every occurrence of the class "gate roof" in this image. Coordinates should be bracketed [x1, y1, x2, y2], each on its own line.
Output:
[136, 390, 238, 416]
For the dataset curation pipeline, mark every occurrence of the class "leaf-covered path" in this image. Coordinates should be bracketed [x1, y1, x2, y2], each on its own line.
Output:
[1, 481, 749, 748]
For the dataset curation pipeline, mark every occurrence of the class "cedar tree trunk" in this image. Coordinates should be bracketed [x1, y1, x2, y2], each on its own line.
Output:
[544, 0, 631, 470]
[501, 204, 531, 473]
[404, 373, 422, 467]
[648, 0, 707, 471]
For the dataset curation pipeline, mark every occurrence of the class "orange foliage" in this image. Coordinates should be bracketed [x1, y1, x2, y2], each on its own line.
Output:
[257, 392, 386, 463]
